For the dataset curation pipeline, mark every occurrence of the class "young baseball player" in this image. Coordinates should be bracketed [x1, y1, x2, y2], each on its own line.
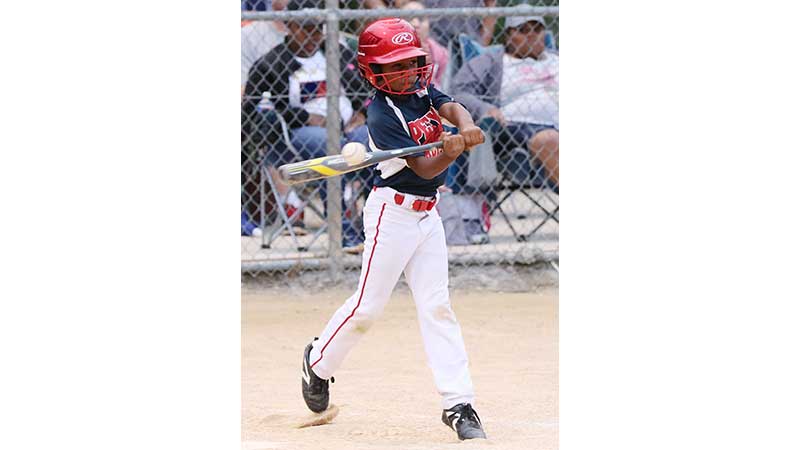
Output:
[300, 18, 487, 440]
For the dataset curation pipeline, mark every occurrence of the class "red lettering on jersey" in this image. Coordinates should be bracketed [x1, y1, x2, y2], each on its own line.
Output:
[408, 108, 443, 147]
[300, 80, 327, 102]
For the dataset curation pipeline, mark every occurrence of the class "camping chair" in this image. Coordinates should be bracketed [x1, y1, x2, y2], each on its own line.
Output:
[257, 110, 368, 252]
[488, 147, 559, 242]
[257, 110, 329, 251]
[454, 33, 559, 242]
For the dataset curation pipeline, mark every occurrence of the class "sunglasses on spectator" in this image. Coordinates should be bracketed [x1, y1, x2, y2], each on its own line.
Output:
[513, 22, 544, 34]
[290, 22, 324, 33]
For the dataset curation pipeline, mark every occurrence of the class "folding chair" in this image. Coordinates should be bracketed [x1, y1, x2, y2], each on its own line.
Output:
[257, 110, 329, 251]
[452, 33, 559, 242]
[488, 147, 559, 242]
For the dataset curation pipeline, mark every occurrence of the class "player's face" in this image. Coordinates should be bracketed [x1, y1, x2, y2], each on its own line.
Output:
[287, 21, 324, 57]
[379, 57, 419, 93]
[507, 21, 546, 59]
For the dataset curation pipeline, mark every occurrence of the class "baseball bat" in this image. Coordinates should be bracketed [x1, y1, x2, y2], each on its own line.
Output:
[277, 141, 443, 185]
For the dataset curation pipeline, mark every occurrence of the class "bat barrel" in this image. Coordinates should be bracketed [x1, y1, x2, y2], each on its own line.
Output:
[277, 165, 290, 184]
[278, 164, 328, 185]
[277, 140, 446, 186]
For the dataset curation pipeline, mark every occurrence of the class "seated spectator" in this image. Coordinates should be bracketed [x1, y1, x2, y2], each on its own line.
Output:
[241, 0, 289, 237]
[400, 1, 449, 88]
[242, 0, 289, 10]
[241, 0, 372, 248]
[425, 0, 497, 47]
[241, 17, 287, 96]
[242, 0, 271, 10]
[356, 0, 410, 8]
[451, 9, 558, 188]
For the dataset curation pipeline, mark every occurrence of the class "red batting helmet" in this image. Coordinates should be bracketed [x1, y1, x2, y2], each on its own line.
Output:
[357, 18, 433, 95]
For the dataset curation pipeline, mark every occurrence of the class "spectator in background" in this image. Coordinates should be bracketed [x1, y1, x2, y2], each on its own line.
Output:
[424, 0, 497, 47]
[241, 0, 288, 95]
[354, 0, 495, 47]
[400, 1, 449, 87]
[358, 0, 410, 8]
[242, 0, 372, 248]
[363, 0, 391, 7]
[241, 0, 289, 236]
[242, 0, 270, 10]
[242, 0, 289, 10]
[451, 9, 558, 188]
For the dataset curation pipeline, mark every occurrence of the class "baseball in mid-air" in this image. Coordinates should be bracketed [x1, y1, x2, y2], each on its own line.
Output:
[341, 142, 367, 166]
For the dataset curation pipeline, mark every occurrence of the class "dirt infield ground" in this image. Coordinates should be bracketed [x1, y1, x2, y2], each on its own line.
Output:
[242, 287, 558, 450]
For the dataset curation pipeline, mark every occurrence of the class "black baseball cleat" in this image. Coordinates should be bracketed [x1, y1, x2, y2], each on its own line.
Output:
[301, 338, 334, 413]
[442, 403, 487, 440]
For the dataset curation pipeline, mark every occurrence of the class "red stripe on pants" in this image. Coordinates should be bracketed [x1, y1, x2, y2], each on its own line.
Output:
[311, 202, 387, 369]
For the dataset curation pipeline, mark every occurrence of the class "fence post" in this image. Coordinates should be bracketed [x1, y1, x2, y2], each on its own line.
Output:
[324, 0, 343, 280]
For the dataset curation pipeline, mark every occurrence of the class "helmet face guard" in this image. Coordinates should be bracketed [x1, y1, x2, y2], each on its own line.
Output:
[369, 61, 434, 95]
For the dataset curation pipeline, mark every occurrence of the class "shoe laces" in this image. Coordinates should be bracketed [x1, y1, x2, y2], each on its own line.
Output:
[453, 403, 481, 428]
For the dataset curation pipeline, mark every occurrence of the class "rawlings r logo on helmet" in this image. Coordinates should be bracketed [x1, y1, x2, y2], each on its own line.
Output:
[391, 32, 414, 45]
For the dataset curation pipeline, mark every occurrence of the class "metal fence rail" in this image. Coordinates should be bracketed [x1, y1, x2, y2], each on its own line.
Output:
[242, 2, 559, 278]
[242, 5, 560, 20]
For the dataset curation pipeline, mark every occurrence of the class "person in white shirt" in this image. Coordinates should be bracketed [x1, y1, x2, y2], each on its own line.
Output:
[452, 9, 559, 189]
[241, 0, 372, 248]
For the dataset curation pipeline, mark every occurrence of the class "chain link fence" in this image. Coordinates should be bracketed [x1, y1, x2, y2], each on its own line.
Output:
[241, 0, 558, 282]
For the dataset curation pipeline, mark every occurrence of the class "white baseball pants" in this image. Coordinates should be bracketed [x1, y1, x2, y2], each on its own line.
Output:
[308, 186, 475, 409]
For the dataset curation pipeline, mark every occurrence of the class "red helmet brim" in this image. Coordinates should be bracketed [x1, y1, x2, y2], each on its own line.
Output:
[369, 47, 428, 64]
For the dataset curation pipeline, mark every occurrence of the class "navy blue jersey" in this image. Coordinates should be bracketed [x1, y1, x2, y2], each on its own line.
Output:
[366, 86, 455, 197]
